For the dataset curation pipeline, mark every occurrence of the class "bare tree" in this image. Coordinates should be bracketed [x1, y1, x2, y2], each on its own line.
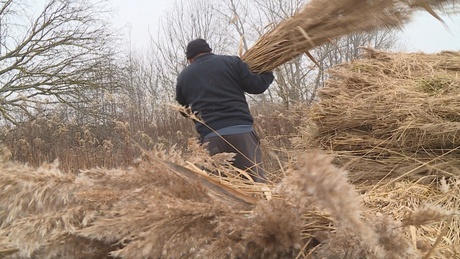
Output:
[0, 0, 118, 124]
[144, 0, 310, 107]
[99, 0, 237, 131]
[145, 0, 237, 102]
[113, 49, 165, 129]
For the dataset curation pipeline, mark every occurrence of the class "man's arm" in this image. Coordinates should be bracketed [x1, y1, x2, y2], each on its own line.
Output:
[175, 80, 190, 118]
[176, 79, 187, 106]
[236, 58, 274, 94]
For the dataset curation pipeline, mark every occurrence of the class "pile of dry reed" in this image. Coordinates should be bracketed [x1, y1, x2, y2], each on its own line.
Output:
[294, 49, 460, 257]
[3, 143, 455, 258]
[303, 48, 460, 183]
[242, 0, 459, 72]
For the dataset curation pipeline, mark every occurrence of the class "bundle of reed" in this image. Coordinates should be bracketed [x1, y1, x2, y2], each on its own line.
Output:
[242, 0, 459, 72]
[1, 145, 436, 258]
[303, 49, 460, 182]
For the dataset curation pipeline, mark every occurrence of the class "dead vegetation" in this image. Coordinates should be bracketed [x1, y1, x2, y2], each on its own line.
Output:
[2, 49, 460, 257]
[3, 146, 447, 259]
[2, 0, 460, 257]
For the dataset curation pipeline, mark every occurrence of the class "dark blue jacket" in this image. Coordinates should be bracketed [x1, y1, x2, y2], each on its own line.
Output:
[176, 53, 274, 138]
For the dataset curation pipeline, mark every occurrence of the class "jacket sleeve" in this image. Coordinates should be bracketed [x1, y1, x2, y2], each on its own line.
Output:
[236, 58, 274, 94]
[175, 75, 187, 106]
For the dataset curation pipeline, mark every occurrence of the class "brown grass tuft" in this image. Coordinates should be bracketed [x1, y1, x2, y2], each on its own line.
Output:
[0, 150, 311, 258]
[402, 203, 452, 227]
[279, 152, 377, 247]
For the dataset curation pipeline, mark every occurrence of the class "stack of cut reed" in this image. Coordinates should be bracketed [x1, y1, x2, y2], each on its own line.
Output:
[242, 0, 459, 72]
[303, 48, 460, 182]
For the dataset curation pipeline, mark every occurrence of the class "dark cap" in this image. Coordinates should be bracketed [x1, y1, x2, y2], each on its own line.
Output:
[186, 38, 212, 59]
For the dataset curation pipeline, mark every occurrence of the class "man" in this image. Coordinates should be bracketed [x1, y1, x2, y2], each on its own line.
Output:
[176, 38, 274, 183]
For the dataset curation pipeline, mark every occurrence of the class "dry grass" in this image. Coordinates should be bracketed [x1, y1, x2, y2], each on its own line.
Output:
[242, 0, 459, 72]
[0, 113, 195, 172]
[2, 3, 460, 256]
[363, 178, 460, 258]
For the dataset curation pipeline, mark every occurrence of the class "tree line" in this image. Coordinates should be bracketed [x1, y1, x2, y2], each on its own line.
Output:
[0, 0, 401, 127]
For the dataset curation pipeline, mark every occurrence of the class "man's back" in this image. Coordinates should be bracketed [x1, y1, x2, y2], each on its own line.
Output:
[176, 38, 274, 183]
[176, 53, 273, 138]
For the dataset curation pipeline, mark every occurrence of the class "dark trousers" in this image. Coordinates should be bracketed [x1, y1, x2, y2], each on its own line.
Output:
[202, 131, 267, 183]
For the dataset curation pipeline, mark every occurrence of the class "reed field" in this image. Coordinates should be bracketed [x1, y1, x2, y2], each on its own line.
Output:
[1, 49, 459, 258]
[1, 0, 460, 258]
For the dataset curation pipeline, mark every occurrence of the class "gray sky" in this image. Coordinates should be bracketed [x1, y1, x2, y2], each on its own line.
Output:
[109, 0, 460, 53]
[400, 11, 460, 52]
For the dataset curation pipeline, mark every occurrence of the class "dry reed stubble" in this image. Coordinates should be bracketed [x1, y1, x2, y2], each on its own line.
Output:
[0, 147, 221, 258]
[364, 178, 460, 258]
[0, 149, 359, 258]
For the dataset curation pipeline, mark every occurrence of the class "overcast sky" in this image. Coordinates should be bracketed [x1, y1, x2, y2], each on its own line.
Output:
[109, 0, 460, 53]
